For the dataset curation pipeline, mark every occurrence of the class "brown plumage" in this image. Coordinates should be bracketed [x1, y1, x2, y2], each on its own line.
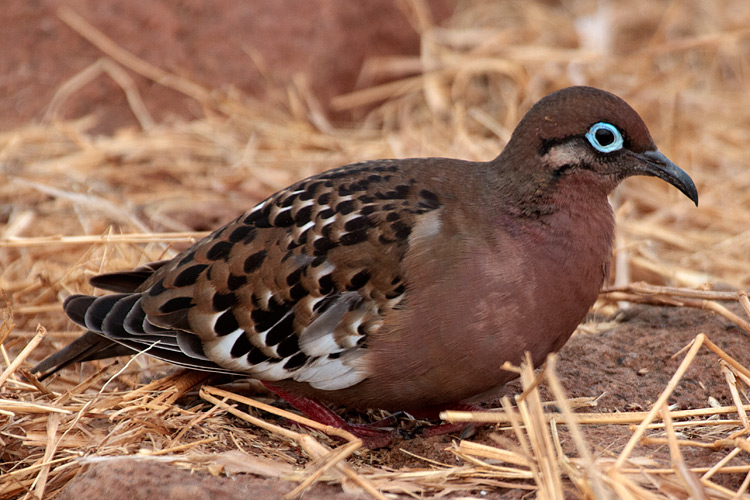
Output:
[34, 86, 697, 416]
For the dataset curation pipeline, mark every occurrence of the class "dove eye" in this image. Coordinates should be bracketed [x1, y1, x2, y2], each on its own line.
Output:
[586, 122, 623, 153]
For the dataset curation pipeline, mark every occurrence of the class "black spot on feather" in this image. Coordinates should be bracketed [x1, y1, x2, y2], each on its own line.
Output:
[228, 225, 254, 243]
[273, 209, 294, 227]
[214, 310, 240, 336]
[173, 264, 207, 287]
[159, 297, 193, 314]
[265, 313, 295, 346]
[206, 241, 232, 261]
[247, 346, 270, 365]
[231, 333, 252, 357]
[212, 292, 237, 311]
[283, 352, 308, 370]
[244, 250, 267, 273]
[347, 270, 370, 290]
[227, 273, 247, 290]
[276, 333, 300, 357]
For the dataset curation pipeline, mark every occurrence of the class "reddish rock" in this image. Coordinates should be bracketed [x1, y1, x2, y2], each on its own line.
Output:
[57, 459, 357, 500]
[0, 0, 456, 133]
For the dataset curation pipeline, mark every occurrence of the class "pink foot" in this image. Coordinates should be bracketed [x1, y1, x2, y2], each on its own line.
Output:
[261, 383, 486, 447]
[262, 382, 399, 448]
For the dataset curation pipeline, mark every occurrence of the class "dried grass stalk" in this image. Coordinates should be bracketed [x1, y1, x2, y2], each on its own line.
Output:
[3, 1, 750, 498]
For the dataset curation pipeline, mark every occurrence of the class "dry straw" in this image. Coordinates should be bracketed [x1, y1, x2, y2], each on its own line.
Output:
[2, 0, 750, 498]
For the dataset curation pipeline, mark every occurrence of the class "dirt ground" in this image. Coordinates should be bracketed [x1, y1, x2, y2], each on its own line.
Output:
[358, 304, 750, 495]
[50, 305, 750, 499]
[2, 1, 750, 499]
[1, 0, 455, 133]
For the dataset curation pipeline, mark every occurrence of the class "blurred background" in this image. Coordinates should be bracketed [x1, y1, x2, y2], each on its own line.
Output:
[2, 1, 750, 498]
[2, 0, 748, 292]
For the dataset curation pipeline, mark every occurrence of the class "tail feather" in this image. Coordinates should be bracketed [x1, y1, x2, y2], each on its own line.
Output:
[31, 331, 136, 380]
[82, 294, 127, 332]
[101, 294, 141, 338]
[102, 337, 240, 374]
[34, 259, 247, 379]
[32, 295, 143, 379]
[62, 295, 96, 327]
[88, 260, 170, 293]
[35, 287, 242, 379]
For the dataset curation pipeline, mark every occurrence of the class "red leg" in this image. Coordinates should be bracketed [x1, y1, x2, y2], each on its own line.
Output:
[261, 381, 398, 448]
[261, 382, 488, 446]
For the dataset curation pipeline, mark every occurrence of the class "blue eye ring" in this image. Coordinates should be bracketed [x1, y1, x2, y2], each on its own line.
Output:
[585, 122, 624, 153]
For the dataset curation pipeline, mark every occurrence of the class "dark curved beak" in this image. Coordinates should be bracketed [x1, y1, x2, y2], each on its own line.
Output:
[633, 150, 699, 206]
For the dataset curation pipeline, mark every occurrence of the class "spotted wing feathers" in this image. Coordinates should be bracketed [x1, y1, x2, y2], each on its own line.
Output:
[35, 160, 444, 389]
